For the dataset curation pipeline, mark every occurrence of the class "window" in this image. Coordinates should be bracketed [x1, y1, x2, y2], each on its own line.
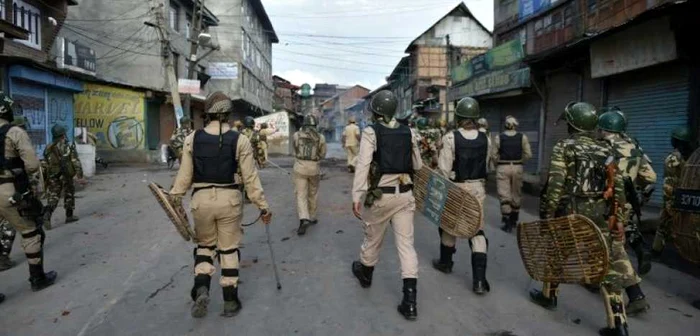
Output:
[169, 1, 180, 31]
[172, 52, 180, 78]
[13, 0, 41, 49]
[185, 14, 192, 39]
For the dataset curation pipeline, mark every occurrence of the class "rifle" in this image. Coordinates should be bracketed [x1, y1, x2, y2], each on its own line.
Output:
[604, 157, 624, 241]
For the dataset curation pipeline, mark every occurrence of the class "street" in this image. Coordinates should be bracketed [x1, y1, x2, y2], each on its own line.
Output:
[0, 157, 699, 336]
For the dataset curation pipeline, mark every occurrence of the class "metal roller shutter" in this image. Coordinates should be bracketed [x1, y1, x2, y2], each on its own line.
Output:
[11, 80, 47, 157]
[47, 89, 75, 142]
[608, 63, 689, 206]
[542, 71, 580, 176]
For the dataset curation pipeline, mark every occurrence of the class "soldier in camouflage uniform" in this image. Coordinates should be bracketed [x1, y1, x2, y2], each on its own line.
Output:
[416, 118, 441, 169]
[599, 110, 654, 316]
[532, 102, 636, 336]
[651, 126, 693, 257]
[169, 117, 193, 160]
[239, 117, 265, 168]
[0, 217, 15, 271]
[42, 125, 84, 230]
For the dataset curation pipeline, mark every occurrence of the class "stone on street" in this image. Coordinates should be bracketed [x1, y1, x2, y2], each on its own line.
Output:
[0, 158, 698, 336]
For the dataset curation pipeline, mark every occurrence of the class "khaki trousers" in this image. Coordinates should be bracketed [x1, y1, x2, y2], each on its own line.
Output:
[496, 163, 523, 215]
[0, 183, 42, 265]
[360, 191, 418, 279]
[294, 173, 320, 220]
[345, 145, 359, 167]
[191, 187, 244, 287]
[441, 181, 487, 253]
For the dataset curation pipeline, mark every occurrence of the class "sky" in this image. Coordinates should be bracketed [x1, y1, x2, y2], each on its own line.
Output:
[261, 0, 494, 92]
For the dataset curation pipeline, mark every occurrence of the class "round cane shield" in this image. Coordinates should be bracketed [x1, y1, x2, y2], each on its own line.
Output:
[671, 148, 700, 263]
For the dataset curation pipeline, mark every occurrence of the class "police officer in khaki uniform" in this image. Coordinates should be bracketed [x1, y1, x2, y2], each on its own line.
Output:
[492, 116, 532, 232]
[293, 115, 327, 235]
[170, 92, 272, 319]
[342, 116, 361, 172]
[433, 97, 493, 295]
[0, 93, 56, 300]
[351, 90, 423, 321]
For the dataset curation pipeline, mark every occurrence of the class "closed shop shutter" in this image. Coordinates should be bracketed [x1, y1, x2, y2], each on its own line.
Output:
[608, 63, 689, 206]
[482, 94, 542, 173]
[47, 89, 75, 142]
[11, 80, 47, 157]
[542, 71, 580, 177]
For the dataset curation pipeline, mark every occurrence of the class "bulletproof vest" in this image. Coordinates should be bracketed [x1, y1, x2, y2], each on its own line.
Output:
[499, 133, 523, 161]
[453, 131, 488, 182]
[295, 130, 321, 161]
[370, 123, 412, 175]
[192, 130, 239, 184]
[0, 124, 30, 193]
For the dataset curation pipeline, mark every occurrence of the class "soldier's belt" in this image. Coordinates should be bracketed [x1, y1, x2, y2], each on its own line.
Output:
[517, 214, 610, 284]
[192, 184, 239, 196]
[497, 161, 523, 165]
[378, 185, 412, 194]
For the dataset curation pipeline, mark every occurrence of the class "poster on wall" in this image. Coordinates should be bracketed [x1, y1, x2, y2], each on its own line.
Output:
[254, 112, 290, 155]
[74, 84, 145, 150]
[519, 0, 551, 21]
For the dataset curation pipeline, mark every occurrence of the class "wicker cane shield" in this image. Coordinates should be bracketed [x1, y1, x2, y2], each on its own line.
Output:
[148, 182, 195, 242]
[671, 148, 700, 264]
[413, 167, 482, 238]
[517, 214, 610, 284]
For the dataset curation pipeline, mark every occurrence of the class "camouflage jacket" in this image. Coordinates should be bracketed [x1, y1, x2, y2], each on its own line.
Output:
[543, 133, 626, 227]
[604, 134, 657, 188]
[169, 127, 191, 152]
[240, 128, 264, 165]
[662, 149, 685, 205]
[43, 139, 83, 179]
[418, 128, 441, 168]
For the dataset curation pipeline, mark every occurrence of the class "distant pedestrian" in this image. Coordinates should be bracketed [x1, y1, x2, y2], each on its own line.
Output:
[342, 116, 360, 173]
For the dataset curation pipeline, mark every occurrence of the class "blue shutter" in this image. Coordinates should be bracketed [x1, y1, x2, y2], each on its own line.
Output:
[608, 64, 689, 207]
[10, 80, 46, 158]
[47, 89, 75, 143]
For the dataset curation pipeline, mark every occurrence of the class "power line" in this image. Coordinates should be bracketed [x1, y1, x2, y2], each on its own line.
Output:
[60, 25, 162, 57]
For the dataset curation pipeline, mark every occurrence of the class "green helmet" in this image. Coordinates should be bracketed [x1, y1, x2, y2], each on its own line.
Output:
[12, 116, 28, 128]
[303, 115, 318, 127]
[598, 111, 626, 133]
[671, 126, 691, 142]
[455, 97, 480, 119]
[243, 116, 255, 128]
[562, 102, 598, 132]
[180, 116, 192, 124]
[415, 117, 428, 130]
[0, 92, 14, 116]
[51, 124, 67, 138]
[367, 90, 397, 118]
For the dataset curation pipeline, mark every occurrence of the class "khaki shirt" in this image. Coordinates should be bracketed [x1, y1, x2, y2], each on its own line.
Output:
[439, 128, 493, 180]
[292, 129, 327, 176]
[170, 121, 269, 211]
[492, 130, 533, 163]
[352, 121, 423, 203]
[0, 119, 39, 178]
[343, 123, 360, 147]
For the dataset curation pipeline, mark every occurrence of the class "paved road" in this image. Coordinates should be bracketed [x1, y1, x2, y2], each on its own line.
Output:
[0, 159, 698, 336]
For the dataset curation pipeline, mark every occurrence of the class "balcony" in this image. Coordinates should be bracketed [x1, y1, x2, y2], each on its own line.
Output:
[0, 2, 30, 40]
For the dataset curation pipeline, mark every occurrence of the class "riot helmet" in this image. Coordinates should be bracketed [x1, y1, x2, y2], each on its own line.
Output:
[561, 102, 598, 132]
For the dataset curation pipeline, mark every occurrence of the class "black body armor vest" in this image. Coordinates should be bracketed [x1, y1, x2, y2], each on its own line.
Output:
[499, 132, 523, 161]
[371, 123, 412, 175]
[192, 130, 239, 184]
[453, 131, 488, 182]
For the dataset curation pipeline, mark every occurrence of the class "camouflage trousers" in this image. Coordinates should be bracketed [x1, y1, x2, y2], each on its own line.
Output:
[45, 176, 76, 215]
[0, 217, 16, 256]
[652, 202, 674, 252]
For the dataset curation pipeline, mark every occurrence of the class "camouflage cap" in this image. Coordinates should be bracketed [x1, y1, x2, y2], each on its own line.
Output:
[204, 91, 232, 114]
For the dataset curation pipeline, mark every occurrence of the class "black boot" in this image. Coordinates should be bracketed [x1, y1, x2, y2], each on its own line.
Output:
[625, 284, 650, 316]
[500, 214, 511, 232]
[432, 244, 455, 274]
[65, 209, 79, 224]
[510, 212, 519, 232]
[351, 261, 374, 288]
[397, 278, 417, 321]
[471, 253, 490, 295]
[221, 286, 242, 317]
[529, 286, 558, 310]
[692, 300, 700, 310]
[190, 274, 211, 318]
[28, 263, 57, 292]
[599, 320, 629, 336]
[297, 220, 310, 236]
[631, 240, 652, 276]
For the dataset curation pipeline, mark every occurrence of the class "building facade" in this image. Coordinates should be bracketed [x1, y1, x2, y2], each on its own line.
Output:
[208, 0, 278, 120]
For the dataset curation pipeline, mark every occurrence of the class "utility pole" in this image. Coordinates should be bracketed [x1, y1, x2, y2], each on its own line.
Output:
[445, 34, 452, 122]
[148, 0, 183, 128]
[183, 0, 205, 121]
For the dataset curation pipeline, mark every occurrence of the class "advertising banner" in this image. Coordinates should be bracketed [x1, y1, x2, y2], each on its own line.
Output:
[254, 112, 291, 155]
[74, 84, 145, 150]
